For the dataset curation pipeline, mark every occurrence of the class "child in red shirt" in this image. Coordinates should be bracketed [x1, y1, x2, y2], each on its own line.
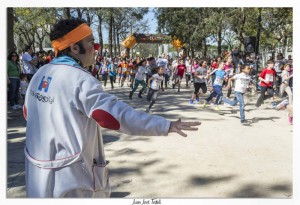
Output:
[255, 60, 277, 108]
[173, 59, 186, 92]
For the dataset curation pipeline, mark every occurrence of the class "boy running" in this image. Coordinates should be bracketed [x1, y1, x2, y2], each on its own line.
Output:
[173, 59, 186, 92]
[222, 64, 252, 124]
[255, 60, 276, 109]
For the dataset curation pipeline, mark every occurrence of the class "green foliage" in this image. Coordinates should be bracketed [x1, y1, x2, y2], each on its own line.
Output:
[156, 7, 293, 55]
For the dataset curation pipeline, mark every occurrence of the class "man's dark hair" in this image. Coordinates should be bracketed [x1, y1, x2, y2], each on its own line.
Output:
[50, 18, 87, 56]
[24, 45, 32, 52]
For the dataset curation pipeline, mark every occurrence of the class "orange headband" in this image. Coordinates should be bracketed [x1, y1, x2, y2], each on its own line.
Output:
[52, 23, 92, 57]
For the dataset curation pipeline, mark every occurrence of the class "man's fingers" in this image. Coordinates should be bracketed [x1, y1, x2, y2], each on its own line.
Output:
[177, 130, 187, 137]
[181, 121, 201, 126]
[180, 127, 198, 131]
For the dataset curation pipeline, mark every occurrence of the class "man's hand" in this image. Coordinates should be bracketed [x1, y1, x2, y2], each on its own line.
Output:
[169, 118, 201, 137]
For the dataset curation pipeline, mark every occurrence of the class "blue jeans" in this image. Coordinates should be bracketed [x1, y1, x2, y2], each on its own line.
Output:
[8, 78, 20, 106]
[223, 91, 245, 122]
[205, 85, 223, 105]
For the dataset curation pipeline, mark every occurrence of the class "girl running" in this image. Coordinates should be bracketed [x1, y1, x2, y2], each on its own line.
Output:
[202, 60, 226, 111]
[189, 59, 208, 104]
[279, 64, 293, 105]
[146, 66, 164, 113]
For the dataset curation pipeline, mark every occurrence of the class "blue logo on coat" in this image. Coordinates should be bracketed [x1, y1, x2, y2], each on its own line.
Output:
[38, 76, 52, 92]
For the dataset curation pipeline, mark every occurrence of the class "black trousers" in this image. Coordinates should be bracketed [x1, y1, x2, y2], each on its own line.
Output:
[255, 86, 274, 107]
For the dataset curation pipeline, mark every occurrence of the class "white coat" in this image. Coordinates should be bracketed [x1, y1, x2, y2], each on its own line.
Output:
[23, 56, 171, 197]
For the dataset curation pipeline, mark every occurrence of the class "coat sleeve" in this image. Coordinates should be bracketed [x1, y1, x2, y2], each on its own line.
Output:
[73, 75, 171, 136]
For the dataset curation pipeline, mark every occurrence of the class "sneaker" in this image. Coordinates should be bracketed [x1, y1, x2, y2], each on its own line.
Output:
[202, 102, 207, 109]
[271, 102, 277, 108]
[275, 99, 288, 110]
[241, 120, 251, 125]
[145, 108, 152, 113]
[189, 99, 194, 105]
[15, 104, 23, 109]
[214, 106, 220, 111]
[196, 97, 200, 103]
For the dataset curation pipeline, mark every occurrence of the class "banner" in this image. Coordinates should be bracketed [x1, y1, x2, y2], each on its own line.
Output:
[121, 34, 137, 49]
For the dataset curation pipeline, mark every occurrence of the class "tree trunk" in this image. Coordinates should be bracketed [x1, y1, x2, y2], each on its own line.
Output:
[282, 36, 287, 58]
[108, 9, 113, 57]
[217, 27, 222, 55]
[190, 47, 195, 58]
[271, 44, 275, 60]
[63, 8, 71, 19]
[203, 38, 207, 57]
[113, 24, 117, 57]
[77, 8, 83, 19]
[86, 11, 91, 26]
[7, 8, 15, 54]
[117, 29, 120, 56]
[97, 14, 103, 57]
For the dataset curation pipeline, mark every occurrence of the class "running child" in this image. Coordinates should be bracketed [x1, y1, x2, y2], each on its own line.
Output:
[255, 60, 276, 109]
[222, 64, 252, 124]
[146, 66, 164, 113]
[279, 64, 293, 105]
[189, 59, 208, 104]
[202, 60, 226, 111]
[129, 60, 147, 99]
[173, 58, 186, 92]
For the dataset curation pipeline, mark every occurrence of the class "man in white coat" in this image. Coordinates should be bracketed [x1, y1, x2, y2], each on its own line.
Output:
[23, 18, 201, 198]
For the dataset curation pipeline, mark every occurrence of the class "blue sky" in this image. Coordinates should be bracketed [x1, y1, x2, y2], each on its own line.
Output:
[94, 7, 158, 43]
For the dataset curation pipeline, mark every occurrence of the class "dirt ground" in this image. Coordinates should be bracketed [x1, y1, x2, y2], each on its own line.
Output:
[7, 83, 293, 198]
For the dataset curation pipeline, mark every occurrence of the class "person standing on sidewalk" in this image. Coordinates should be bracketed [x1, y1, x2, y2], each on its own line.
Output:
[23, 18, 200, 198]
[21, 45, 35, 82]
[7, 51, 22, 110]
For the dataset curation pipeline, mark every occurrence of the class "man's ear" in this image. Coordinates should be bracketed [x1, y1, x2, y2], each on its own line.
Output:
[70, 43, 80, 54]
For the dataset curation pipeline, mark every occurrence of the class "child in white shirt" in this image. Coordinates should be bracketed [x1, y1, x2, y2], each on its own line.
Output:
[146, 66, 164, 113]
[222, 64, 251, 125]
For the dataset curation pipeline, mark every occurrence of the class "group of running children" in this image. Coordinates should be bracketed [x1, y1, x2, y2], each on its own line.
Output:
[96, 54, 293, 125]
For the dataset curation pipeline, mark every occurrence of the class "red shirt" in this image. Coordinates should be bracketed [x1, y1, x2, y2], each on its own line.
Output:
[177, 64, 186, 77]
[211, 62, 218, 69]
[259, 68, 276, 87]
